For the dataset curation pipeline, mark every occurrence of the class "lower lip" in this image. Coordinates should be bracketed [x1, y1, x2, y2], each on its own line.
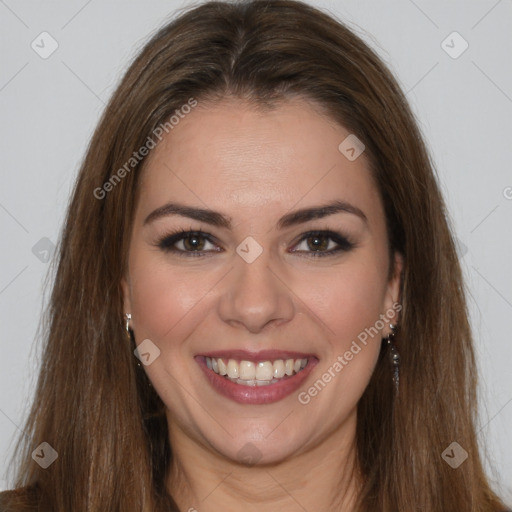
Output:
[195, 356, 319, 405]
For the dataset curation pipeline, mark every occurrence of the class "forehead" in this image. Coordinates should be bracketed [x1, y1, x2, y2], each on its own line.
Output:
[137, 97, 382, 224]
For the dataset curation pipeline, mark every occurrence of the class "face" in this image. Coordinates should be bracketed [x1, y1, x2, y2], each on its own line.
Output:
[122, 97, 402, 466]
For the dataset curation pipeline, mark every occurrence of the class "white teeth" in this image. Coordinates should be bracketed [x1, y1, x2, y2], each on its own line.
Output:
[227, 359, 239, 378]
[227, 377, 281, 386]
[218, 358, 228, 375]
[205, 356, 309, 383]
[255, 361, 273, 381]
[273, 360, 285, 378]
[239, 360, 256, 380]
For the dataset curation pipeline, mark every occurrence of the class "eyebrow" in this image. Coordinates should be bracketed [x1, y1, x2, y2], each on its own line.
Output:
[143, 199, 367, 229]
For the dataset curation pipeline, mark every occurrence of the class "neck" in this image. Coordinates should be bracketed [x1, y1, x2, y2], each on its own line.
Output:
[166, 411, 361, 512]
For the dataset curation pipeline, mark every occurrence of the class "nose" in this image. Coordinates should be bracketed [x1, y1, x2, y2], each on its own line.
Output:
[217, 249, 295, 334]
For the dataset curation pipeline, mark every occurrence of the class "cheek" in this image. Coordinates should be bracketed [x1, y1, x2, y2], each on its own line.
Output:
[127, 252, 214, 401]
[292, 258, 388, 404]
[128, 251, 211, 342]
[294, 264, 387, 412]
[296, 260, 388, 344]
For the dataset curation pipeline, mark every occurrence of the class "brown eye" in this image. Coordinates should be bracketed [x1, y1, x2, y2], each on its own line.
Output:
[291, 230, 355, 257]
[305, 234, 330, 252]
[181, 233, 207, 251]
[157, 230, 221, 256]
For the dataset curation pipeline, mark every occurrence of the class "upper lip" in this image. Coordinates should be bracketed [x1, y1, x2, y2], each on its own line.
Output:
[196, 349, 317, 362]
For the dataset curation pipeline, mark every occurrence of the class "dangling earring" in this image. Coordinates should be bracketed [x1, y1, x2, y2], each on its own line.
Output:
[125, 313, 132, 341]
[125, 313, 141, 368]
[386, 323, 400, 395]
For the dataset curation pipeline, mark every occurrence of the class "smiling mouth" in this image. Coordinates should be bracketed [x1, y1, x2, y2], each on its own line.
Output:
[195, 350, 319, 404]
[205, 356, 309, 387]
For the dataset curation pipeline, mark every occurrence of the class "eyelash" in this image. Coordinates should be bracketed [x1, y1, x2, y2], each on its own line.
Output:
[155, 227, 355, 258]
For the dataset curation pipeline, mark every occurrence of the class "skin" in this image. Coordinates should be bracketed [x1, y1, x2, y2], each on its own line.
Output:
[122, 97, 402, 512]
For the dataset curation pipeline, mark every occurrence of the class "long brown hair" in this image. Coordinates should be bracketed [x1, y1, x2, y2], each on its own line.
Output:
[1, 1, 508, 510]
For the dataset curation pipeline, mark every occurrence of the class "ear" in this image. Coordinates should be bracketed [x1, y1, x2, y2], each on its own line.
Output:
[383, 251, 403, 325]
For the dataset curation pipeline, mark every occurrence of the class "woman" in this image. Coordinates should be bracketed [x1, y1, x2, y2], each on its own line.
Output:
[1, 0, 509, 510]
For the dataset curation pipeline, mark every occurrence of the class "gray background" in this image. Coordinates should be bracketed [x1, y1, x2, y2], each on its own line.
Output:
[1, 0, 511, 502]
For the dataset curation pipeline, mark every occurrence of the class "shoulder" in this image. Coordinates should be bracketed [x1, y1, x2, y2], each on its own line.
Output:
[0, 486, 39, 511]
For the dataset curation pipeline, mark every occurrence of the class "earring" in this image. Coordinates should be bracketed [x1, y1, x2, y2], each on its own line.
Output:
[125, 313, 132, 340]
[386, 323, 400, 395]
[125, 313, 142, 368]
